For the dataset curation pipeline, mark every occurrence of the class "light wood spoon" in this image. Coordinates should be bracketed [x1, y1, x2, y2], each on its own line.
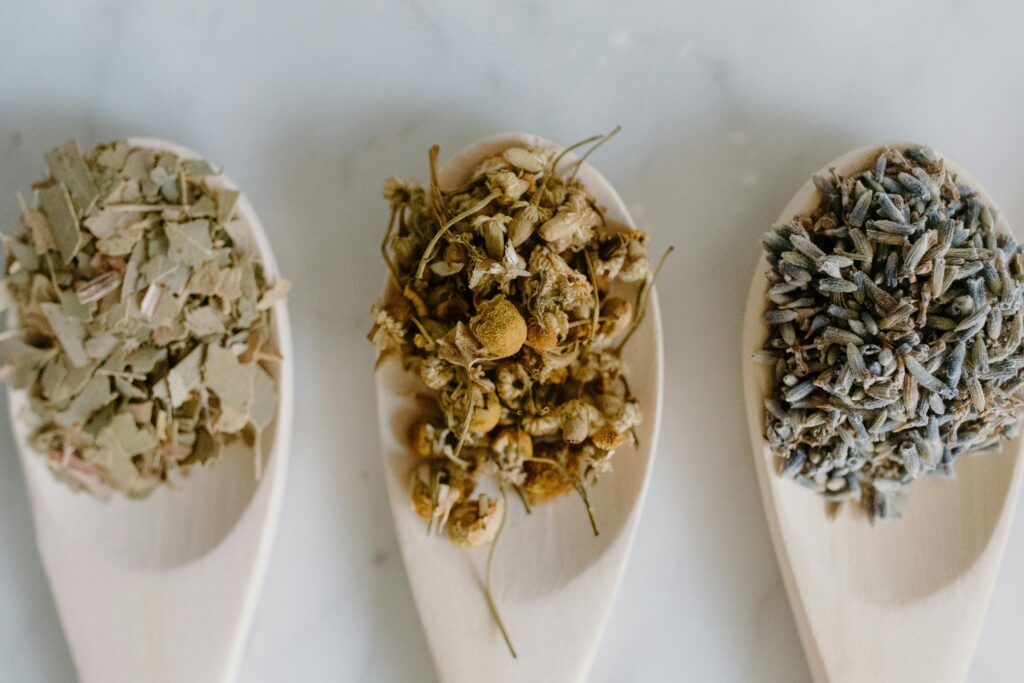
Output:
[9, 137, 294, 683]
[374, 132, 663, 683]
[742, 143, 1024, 683]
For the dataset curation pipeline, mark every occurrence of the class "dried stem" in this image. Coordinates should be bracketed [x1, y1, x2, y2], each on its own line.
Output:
[482, 487, 517, 658]
[531, 133, 606, 209]
[583, 248, 601, 343]
[427, 469, 441, 535]
[427, 145, 447, 225]
[380, 204, 400, 281]
[415, 190, 500, 280]
[525, 456, 599, 536]
[569, 126, 621, 183]
[448, 388, 474, 467]
[616, 245, 674, 353]
[513, 484, 532, 514]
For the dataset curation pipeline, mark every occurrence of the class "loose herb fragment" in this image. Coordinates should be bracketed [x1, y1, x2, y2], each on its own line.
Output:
[371, 134, 656, 653]
[2, 139, 287, 497]
[759, 144, 1024, 520]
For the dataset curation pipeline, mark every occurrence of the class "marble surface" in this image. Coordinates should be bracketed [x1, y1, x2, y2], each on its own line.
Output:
[2, 1, 1024, 681]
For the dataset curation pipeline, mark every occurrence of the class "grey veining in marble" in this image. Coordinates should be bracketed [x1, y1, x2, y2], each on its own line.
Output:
[1, 1, 1023, 681]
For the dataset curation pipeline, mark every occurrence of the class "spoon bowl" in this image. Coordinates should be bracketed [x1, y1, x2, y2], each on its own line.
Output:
[742, 144, 1024, 682]
[374, 132, 663, 682]
[11, 137, 294, 683]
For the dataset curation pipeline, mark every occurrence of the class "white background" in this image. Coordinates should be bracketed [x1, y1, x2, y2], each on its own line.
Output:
[2, 1, 1024, 681]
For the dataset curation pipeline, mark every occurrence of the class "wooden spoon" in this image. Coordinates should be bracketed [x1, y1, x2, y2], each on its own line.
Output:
[9, 137, 294, 683]
[374, 132, 663, 683]
[742, 144, 1024, 683]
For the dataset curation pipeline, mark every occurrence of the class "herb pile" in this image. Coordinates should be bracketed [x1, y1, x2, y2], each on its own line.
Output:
[0, 139, 288, 498]
[758, 144, 1024, 519]
[370, 135, 657, 549]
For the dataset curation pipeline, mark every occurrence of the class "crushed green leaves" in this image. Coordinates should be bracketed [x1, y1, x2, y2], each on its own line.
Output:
[2, 139, 288, 498]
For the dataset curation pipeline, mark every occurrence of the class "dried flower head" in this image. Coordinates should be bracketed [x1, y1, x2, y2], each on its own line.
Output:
[759, 144, 1024, 520]
[369, 133, 657, 551]
[447, 494, 505, 548]
[470, 296, 527, 358]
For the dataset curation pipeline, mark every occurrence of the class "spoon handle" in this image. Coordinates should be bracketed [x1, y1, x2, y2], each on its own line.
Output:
[23, 437, 287, 683]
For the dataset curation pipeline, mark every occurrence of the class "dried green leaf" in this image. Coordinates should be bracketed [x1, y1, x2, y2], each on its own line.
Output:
[185, 305, 226, 336]
[40, 302, 89, 368]
[168, 344, 203, 408]
[250, 364, 277, 430]
[38, 182, 81, 263]
[18, 193, 55, 254]
[55, 375, 112, 426]
[216, 188, 240, 226]
[1, 140, 286, 498]
[257, 279, 290, 311]
[203, 344, 252, 433]
[166, 219, 212, 267]
[45, 139, 100, 215]
[95, 215, 146, 256]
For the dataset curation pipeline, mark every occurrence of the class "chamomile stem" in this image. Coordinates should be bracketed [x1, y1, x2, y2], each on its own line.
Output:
[615, 245, 674, 353]
[416, 191, 500, 280]
[525, 456, 599, 536]
[380, 204, 400, 281]
[483, 488, 517, 658]
[569, 126, 621, 183]
[448, 401, 473, 468]
[427, 470, 442, 535]
[531, 133, 606, 209]
[513, 484, 532, 514]
[583, 248, 601, 341]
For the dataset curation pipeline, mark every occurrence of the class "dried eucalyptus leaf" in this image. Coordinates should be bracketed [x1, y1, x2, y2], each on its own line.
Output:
[185, 305, 225, 336]
[5, 234, 40, 271]
[0, 139, 288, 498]
[168, 345, 203, 408]
[56, 375, 112, 427]
[216, 188, 240, 226]
[98, 412, 157, 458]
[38, 182, 82, 263]
[40, 302, 89, 368]
[45, 139, 100, 215]
[166, 219, 213, 267]
[203, 344, 253, 433]
[18, 193, 55, 254]
[250, 364, 277, 430]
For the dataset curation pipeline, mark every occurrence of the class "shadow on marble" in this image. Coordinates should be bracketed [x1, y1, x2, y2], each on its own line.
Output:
[618, 106, 863, 683]
[260, 103, 512, 682]
[0, 99, 170, 683]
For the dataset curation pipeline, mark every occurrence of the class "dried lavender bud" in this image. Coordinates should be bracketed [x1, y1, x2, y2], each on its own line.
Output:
[759, 144, 1024, 520]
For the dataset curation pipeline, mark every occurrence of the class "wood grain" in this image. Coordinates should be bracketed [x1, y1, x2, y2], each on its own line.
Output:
[10, 137, 294, 683]
[742, 144, 1024, 683]
[375, 132, 663, 683]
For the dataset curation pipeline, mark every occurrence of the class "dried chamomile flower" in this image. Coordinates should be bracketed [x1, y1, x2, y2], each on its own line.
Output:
[523, 443, 582, 505]
[491, 426, 531, 486]
[370, 131, 661, 654]
[411, 460, 473, 534]
[759, 144, 1024, 520]
[370, 132, 654, 521]
[1, 139, 288, 497]
[470, 296, 527, 358]
[447, 494, 505, 548]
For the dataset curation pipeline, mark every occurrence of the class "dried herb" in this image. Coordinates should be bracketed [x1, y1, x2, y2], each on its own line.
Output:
[370, 133, 657, 653]
[758, 144, 1024, 520]
[0, 139, 288, 498]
